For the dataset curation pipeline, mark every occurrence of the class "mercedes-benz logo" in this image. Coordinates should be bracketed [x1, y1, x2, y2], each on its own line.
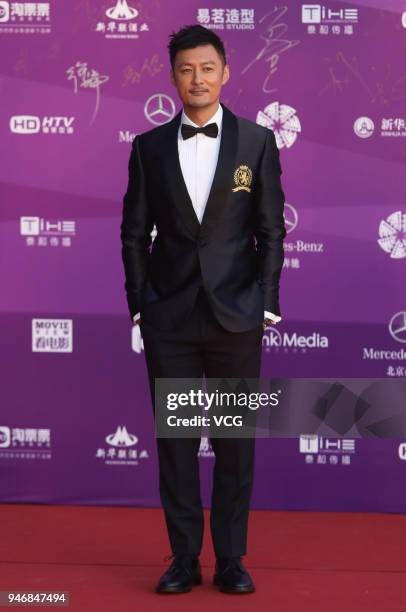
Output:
[144, 94, 176, 126]
[389, 311, 406, 344]
[284, 203, 298, 234]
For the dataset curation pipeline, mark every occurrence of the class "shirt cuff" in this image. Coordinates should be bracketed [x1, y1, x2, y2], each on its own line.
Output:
[132, 312, 141, 323]
[264, 310, 282, 323]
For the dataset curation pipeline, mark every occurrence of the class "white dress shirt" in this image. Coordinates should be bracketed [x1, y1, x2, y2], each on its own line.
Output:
[133, 103, 281, 325]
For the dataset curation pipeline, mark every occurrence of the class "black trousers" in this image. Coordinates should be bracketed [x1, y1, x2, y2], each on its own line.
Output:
[140, 286, 263, 558]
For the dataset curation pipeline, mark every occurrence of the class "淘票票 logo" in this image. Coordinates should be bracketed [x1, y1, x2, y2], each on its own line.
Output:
[0, 1, 51, 33]
[0, 1, 10, 22]
[0, 426, 11, 448]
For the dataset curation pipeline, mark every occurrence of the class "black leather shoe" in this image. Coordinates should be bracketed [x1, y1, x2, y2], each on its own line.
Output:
[213, 556, 255, 593]
[155, 554, 202, 593]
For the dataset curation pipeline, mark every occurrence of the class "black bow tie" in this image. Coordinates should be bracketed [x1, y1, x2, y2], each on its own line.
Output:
[181, 122, 219, 140]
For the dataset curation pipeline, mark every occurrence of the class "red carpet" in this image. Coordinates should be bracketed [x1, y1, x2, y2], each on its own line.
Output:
[0, 505, 405, 611]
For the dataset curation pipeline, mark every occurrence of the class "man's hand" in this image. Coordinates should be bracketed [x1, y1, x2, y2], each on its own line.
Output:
[263, 317, 277, 331]
[132, 312, 141, 326]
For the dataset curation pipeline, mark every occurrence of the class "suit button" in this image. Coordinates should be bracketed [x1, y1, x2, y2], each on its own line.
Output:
[198, 239, 207, 247]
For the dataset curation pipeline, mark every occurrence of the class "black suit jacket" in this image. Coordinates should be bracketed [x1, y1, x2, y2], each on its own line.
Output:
[120, 103, 286, 332]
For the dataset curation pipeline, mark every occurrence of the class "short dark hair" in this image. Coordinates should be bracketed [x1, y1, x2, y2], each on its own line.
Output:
[168, 24, 227, 69]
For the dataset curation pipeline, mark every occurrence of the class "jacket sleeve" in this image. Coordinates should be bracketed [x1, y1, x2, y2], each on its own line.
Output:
[120, 135, 154, 320]
[253, 128, 286, 317]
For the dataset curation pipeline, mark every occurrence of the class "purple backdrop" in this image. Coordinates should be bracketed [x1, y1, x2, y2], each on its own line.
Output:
[1, 0, 406, 511]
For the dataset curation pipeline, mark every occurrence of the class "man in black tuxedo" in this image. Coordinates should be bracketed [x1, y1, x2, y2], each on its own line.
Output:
[120, 24, 286, 594]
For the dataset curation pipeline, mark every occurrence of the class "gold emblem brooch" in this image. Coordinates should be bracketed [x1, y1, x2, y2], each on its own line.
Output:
[232, 165, 252, 193]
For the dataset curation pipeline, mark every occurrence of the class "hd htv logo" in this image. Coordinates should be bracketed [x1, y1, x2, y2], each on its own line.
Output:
[10, 116, 74, 135]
